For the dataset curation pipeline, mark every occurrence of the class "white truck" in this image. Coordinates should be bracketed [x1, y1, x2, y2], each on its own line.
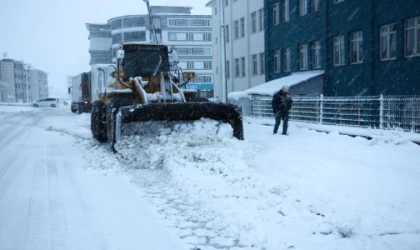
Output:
[70, 65, 114, 114]
[89, 64, 115, 103]
[70, 72, 91, 113]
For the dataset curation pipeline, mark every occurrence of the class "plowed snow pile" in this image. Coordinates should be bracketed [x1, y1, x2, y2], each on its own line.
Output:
[84, 118, 420, 250]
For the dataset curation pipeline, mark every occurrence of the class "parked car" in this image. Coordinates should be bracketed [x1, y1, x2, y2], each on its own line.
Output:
[33, 98, 60, 108]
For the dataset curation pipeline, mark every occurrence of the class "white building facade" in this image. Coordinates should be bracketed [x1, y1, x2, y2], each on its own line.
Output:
[30, 69, 48, 101]
[206, 0, 265, 100]
[86, 6, 214, 98]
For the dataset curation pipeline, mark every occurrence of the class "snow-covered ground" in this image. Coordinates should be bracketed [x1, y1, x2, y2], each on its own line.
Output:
[0, 105, 419, 250]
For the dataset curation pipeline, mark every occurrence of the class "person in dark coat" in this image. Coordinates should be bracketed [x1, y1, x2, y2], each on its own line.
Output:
[272, 85, 293, 135]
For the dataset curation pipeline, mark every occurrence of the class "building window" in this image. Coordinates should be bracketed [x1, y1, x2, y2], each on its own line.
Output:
[225, 25, 229, 43]
[350, 31, 363, 64]
[282, 0, 290, 22]
[186, 33, 194, 41]
[112, 19, 122, 29]
[112, 33, 122, 44]
[241, 57, 246, 77]
[169, 19, 189, 26]
[380, 23, 397, 61]
[273, 3, 280, 26]
[300, 44, 308, 70]
[333, 35, 345, 66]
[251, 12, 257, 34]
[311, 41, 321, 69]
[225, 0, 229, 7]
[252, 54, 258, 76]
[226, 60, 230, 79]
[259, 53, 265, 74]
[235, 58, 240, 77]
[214, 7, 217, 15]
[273, 49, 281, 73]
[333, 0, 344, 4]
[187, 62, 194, 69]
[168, 33, 177, 41]
[299, 0, 308, 17]
[313, 0, 320, 12]
[153, 18, 161, 29]
[240, 17, 245, 38]
[405, 16, 420, 57]
[124, 31, 146, 42]
[123, 17, 146, 28]
[284, 47, 291, 72]
[204, 33, 212, 41]
[258, 8, 264, 31]
[204, 61, 212, 69]
[234, 20, 239, 39]
[225, 25, 230, 43]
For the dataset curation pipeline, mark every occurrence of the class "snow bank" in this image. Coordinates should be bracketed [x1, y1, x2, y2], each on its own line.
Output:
[228, 91, 249, 101]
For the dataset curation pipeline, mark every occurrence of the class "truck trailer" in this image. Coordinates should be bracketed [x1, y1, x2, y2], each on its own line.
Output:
[71, 72, 91, 113]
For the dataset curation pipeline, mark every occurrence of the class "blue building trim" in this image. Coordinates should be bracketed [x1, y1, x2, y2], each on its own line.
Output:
[265, 0, 420, 96]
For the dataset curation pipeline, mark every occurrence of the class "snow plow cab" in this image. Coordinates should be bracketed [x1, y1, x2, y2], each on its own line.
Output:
[91, 43, 244, 150]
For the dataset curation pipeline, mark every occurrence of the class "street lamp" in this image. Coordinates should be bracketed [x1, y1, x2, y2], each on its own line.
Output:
[220, 0, 228, 103]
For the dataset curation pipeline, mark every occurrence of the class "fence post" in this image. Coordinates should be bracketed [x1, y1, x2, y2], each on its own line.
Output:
[379, 95, 384, 129]
[319, 94, 324, 124]
[248, 96, 253, 117]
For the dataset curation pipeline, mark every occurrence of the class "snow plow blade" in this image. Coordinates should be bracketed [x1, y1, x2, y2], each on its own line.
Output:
[113, 102, 243, 145]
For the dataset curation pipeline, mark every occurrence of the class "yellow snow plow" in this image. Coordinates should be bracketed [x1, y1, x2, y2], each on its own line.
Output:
[90, 43, 244, 151]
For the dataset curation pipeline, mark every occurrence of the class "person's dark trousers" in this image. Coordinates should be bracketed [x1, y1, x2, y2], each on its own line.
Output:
[281, 113, 289, 135]
[273, 113, 289, 135]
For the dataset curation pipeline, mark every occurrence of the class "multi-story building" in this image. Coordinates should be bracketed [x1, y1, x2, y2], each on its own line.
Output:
[86, 23, 113, 65]
[86, 6, 214, 97]
[265, 0, 420, 96]
[206, 0, 265, 101]
[0, 57, 48, 102]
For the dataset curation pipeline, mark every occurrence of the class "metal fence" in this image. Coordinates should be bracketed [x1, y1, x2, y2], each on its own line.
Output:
[249, 95, 420, 133]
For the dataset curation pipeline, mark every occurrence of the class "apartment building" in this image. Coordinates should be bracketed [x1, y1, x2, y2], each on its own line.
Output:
[86, 23, 113, 65]
[0, 58, 48, 102]
[265, 0, 420, 96]
[206, 0, 265, 100]
[86, 6, 214, 97]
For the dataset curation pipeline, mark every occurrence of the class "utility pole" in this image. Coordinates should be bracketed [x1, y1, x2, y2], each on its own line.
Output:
[143, 0, 158, 44]
[220, 0, 228, 103]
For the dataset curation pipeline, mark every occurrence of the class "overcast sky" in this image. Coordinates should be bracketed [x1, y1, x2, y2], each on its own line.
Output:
[0, 0, 211, 98]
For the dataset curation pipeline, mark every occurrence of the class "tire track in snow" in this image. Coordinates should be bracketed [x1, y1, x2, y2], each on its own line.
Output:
[0, 156, 30, 250]
[46, 154, 68, 250]
[23, 158, 51, 250]
[55, 145, 109, 250]
[0, 120, 30, 146]
[0, 128, 31, 200]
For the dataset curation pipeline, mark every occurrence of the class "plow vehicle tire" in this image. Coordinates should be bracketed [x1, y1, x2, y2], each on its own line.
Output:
[91, 100, 108, 143]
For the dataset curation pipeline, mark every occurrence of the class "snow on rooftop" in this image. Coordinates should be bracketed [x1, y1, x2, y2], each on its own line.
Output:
[228, 91, 248, 101]
[245, 70, 324, 96]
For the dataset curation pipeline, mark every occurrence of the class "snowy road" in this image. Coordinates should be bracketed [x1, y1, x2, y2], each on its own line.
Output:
[0, 107, 186, 250]
[1, 105, 419, 250]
